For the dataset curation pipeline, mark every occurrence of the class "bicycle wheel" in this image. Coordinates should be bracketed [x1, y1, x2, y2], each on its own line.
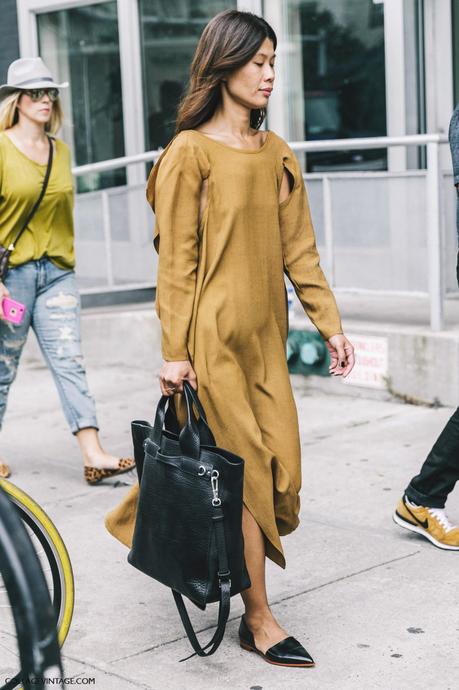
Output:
[0, 480, 74, 663]
[0, 485, 63, 690]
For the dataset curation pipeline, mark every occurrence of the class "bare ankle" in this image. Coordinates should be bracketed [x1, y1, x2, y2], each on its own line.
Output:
[83, 451, 117, 468]
[244, 607, 274, 629]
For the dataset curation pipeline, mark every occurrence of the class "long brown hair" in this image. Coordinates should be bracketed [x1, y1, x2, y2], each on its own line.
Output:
[175, 9, 276, 133]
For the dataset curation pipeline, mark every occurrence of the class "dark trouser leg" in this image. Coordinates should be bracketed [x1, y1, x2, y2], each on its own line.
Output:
[405, 407, 459, 508]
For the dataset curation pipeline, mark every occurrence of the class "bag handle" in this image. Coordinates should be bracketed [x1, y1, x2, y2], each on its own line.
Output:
[179, 381, 204, 460]
[151, 384, 215, 452]
[151, 394, 176, 448]
[173, 507, 231, 660]
[9, 136, 54, 252]
[166, 394, 215, 446]
[181, 381, 216, 446]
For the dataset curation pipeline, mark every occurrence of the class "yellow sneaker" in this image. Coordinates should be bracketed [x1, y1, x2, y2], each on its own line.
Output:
[393, 496, 459, 551]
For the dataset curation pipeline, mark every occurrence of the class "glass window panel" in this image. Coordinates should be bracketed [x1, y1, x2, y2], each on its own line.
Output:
[282, 0, 387, 171]
[139, 0, 237, 156]
[37, 2, 126, 192]
[301, 0, 386, 169]
[404, 0, 426, 169]
[453, 0, 459, 105]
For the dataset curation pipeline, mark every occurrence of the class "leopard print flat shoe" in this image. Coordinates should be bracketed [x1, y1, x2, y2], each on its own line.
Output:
[84, 458, 135, 486]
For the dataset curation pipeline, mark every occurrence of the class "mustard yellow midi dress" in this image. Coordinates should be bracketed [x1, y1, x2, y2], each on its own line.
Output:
[106, 129, 342, 569]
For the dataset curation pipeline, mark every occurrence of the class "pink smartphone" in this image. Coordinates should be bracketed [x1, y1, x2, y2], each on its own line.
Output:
[2, 297, 26, 325]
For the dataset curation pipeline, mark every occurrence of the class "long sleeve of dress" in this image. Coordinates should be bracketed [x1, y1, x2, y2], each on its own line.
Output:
[147, 132, 209, 360]
[449, 104, 459, 186]
[279, 146, 343, 341]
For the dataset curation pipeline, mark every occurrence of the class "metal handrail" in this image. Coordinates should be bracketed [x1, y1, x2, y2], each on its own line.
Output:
[71, 133, 452, 331]
[72, 149, 162, 176]
[71, 133, 449, 176]
[288, 133, 448, 152]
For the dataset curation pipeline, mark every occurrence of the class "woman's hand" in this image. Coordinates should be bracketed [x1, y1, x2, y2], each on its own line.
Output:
[326, 334, 355, 378]
[0, 282, 10, 320]
[159, 360, 197, 396]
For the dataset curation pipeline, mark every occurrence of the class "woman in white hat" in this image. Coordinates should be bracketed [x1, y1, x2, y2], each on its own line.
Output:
[0, 57, 134, 484]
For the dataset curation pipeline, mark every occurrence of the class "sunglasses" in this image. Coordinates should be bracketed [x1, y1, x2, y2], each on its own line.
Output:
[24, 88, 59, 102]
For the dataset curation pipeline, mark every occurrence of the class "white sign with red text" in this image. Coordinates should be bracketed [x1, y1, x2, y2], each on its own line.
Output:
[342, 334, 388, 389]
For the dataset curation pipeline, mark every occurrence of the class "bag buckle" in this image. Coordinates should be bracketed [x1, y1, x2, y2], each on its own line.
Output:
[211, 469, 221, 507]
[218, 570, 231, 588]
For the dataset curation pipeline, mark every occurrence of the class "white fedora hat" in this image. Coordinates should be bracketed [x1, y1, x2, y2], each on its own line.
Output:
[0, 57, 68, 101]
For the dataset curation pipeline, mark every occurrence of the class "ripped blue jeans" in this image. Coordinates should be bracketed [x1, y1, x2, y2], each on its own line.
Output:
[0, 258, 98, 433]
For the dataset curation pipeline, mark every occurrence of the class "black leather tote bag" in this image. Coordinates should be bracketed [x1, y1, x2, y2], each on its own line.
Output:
[128, 381, 251, 659]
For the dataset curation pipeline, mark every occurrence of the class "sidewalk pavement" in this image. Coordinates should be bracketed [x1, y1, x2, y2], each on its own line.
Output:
[0, 356, 458, 690]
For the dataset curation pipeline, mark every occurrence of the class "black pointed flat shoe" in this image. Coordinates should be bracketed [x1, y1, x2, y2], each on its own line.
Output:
[238, 615, 315, 668]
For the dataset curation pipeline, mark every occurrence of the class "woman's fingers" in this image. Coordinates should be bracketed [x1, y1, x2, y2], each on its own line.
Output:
[159, 371, 179, 396]
[161, 377, 181, 395]
[174, 379, 184, 393]
[327, 335, 355, 377]
[327, 350, 339, 374]
[325, 341, 338, 370]
[158, 377, 169, 396]
[184, 372, 198, 390]
[328, 339, 346, 376]
[341, 344, 356, 377]
[0, 284, 9, 319]
[159, 360, 198, 395]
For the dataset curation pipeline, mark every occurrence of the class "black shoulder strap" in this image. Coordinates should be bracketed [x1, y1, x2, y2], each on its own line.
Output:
[172, 509, 231, 661]
[9, 135, 54, 251]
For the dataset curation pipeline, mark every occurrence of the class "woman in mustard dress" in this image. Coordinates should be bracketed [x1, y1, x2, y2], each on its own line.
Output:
[108, 9, 354, 666]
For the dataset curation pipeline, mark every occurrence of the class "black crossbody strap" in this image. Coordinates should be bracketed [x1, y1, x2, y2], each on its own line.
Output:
[9, 135, 54, 251]
[172, 509, 231, 661]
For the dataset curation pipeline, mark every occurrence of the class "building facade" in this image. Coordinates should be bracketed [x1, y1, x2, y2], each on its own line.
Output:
[0, 1, 20, 90]
[2, 0, 459, 295]
[8, 1, 457, 172]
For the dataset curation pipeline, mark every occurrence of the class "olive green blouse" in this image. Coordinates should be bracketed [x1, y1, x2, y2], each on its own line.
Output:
[0, 132, 75, 270]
